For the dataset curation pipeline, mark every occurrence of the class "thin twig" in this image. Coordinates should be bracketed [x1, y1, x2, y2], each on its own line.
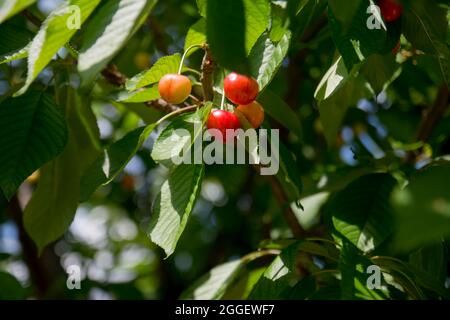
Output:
[7, 197, 50, 297]
[147, 98, 181, 113]
[406, 85, 450, 164]
[101, 64, 127, 87]
[21, 9, 42, 27]
[200, 45, 215, 102]
[252, 164, 306, 238]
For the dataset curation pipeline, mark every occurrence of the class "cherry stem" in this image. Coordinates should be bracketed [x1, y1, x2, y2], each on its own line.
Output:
[156, 104, 201, 125]
[220, 69, 226, 110]
[220, 89, 226, 110]
[178, 44, 204, 75]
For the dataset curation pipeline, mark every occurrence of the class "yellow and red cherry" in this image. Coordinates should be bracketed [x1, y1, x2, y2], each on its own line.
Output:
[235, 101, 265, 129]
[378, 0, 403, 22]
[206, 109, 241, 143]
[223, 72, 259, 105]
[158, 74, 191, 104]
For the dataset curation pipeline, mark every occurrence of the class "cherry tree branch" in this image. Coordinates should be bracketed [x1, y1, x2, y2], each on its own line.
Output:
[7, 196, 64, 298]
[407, 85, 450, 163]
[415, 85, 449, 142]
[200, 45, 215, 102]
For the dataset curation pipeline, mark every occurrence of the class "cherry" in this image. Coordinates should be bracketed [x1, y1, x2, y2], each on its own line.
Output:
[223, 72, 259, 105]
[235, 101, 265, 128]
[206, 109, 241, 143]
[378, 0, 403, 22]
[158, 74, 191, 104]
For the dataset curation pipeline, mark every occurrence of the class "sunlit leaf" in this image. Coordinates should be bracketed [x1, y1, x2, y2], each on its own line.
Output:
[126, 54, 181, 91]
[15, 0, 101, 95]
[78, 0, 158, 85]
[149, 163, 204, 257]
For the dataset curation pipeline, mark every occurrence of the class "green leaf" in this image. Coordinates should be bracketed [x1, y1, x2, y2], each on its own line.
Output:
[249, 242, 300, 299]
[15, 0, 101, 96]
[257, 89, 302, 138]
[409, 243, 446, 287]
[298, 241, 340, 261]
[327, 0, 362, 32]
[249, 31, 291, 91]
[23, 130, 81, 253]
[0, 91, 68, 199]
[360, 53, 401, 94]
[328, 0, 400, 70]
[392, 163, 450, 252]
[402, 0, 449, 86]
[315, 57, 367, 145]
[339, 240, 389, 300]
[0, 272, 26, 299]
[111, 85, 160, 103]
[78, 0, 158, 85]
[54, 69, 101, 169]
[330, 173, 397, 253]
[268, 2, 289, 42]
[222, 267, 267, 299]
[373, 256, 434, 299]
[0, 0, 36, 24]
[290, 0, 324, 40]
[286, 275, 316, 299]
[151, 105, 211, 168]
[275, 140, 303, 206]
[339, 240, 358, 299]
[180, 260, 243, 299]
[24, 88, 99, 252]
[149, 163, 204, 257]
[184, 18, 206, 55]
[235, 115, 303, 207]
[206, 0, 270, 73]
[315, 56, 350, 102]
[291, 192, 329, 231]
[196, 0, 206, 17]
[126, 54, 181, 91]
[0, 44, 29, 64]
[80, 124, 156, 201]
[0, 19, 33, 57]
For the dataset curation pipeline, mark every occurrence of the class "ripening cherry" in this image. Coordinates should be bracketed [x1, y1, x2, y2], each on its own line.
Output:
[223, 72, 259, 105]
[235, 101, 265, 128]
[158, 74, 191, 104]
[378, 0, 403, 22]
[206, 109, 242, 143]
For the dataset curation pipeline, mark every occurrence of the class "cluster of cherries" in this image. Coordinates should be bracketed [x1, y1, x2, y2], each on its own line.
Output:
[156, 0, 403, 142]
[158, 71, 263, 143]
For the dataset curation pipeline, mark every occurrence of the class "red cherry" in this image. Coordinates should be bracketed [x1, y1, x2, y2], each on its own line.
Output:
[206, 109, 241, 143]
[158, 74, 191, 104]
[223, 72, 259, 105]
[235, 101, 265, 128]
[378, 0, 403, 22]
